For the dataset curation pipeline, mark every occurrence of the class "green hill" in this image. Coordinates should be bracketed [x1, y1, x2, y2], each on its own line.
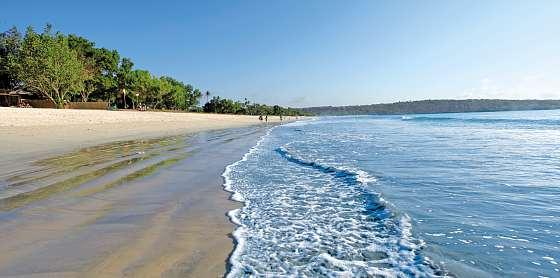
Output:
[300, 99, 560, 116]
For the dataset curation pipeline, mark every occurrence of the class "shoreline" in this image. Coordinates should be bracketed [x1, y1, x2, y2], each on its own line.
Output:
[0, 126, 274, 277]
[0, 107, 292, 160]
[0, 108, 294, 277]
[221, 125, 278, 277]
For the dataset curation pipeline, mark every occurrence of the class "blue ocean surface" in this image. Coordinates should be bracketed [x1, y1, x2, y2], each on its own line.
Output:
[224, 110, 560, 278]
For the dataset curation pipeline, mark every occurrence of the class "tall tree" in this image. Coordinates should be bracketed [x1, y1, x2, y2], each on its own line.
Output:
[92, 48, 120, 102]
[67, 35, 120, 102]
[117, 57, 134, 108]
[129, 69, 152, 106]
[193, 88, 202, 108]
[9, 25, 87, 108]
[205, 90, 210, 103]
[151, 77, 172, 109]
[161, 76, 188, 110]
[0, 26, 22, 89]
[184, 84, 195, 109]
[67, 35, 97, 102]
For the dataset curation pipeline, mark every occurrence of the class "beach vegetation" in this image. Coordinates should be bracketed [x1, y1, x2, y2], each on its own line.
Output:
[203, 96, 304, 116]
[301, 99, 560, 116]
[0, 24, 307, 115]
[0, 26, 22, 90]
[8, 25, 87, 108]
[67, 34, 120, 102]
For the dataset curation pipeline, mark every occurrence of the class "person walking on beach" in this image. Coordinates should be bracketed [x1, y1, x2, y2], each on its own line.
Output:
[259, 115, 263, 121]
[265, 115, 268, 122]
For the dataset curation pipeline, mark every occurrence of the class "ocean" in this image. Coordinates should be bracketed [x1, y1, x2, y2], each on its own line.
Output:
[224, 110, 560, 277]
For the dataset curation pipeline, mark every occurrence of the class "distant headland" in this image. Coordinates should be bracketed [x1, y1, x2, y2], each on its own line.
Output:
[300, 99, 560, 116]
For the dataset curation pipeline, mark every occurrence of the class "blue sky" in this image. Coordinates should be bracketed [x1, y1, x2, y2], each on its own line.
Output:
[2, 0, 559, 107]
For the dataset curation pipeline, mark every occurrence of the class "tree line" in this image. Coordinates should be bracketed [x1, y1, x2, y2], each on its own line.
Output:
[203, 96, 305, 116]
[0, 24, 308, 116]
[301, 99, 560, 116]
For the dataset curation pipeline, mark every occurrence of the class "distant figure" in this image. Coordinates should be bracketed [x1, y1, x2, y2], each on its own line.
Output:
[265, 115, 268, 122]
[280, 115, 283, 121]
[259, 115, 263, 121]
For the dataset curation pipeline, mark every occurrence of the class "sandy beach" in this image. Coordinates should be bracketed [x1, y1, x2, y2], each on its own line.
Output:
[0, 108, 288, 277]
[0, 107, 288, 159]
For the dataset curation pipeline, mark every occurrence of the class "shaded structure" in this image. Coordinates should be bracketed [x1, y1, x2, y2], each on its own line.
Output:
[0, 89, 36, 107]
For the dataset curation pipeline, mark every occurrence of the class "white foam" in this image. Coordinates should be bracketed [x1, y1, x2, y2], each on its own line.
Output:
[498, 236, 530, 242]
[279, 144, 378, 187]
[222, 123, 445, 277]
[222, 126, 278, 278]
[426, 233, 447, 237]
[282, 117, 319, 127]
[222, 126, 276, 192]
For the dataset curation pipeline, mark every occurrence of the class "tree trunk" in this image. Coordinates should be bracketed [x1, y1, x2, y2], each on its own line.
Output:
[53, 88, 65, 109]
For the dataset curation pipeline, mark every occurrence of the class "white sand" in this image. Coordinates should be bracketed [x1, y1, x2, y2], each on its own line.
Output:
[0, 107, 281, 127]
[0, 107, 289, 159]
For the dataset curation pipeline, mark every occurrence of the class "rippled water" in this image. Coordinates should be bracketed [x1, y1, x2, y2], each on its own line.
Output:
[225, 110, 560, 277]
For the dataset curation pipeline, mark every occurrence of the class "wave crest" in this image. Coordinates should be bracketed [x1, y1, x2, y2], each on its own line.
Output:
[225, 130, 447, 277]
[275, 146, 377, 186]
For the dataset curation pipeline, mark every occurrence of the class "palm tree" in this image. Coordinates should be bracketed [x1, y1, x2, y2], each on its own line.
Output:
[117, 58, 134, 109]
[205, 91, 211, 103]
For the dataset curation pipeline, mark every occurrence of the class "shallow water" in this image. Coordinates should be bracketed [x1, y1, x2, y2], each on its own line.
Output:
[0, 136, 193, 212]
[225, 110, 560, 277]
[0, 126, 270, 277]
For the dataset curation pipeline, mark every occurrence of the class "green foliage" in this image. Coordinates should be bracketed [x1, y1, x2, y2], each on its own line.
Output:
[203, 96, 241, 114]
[125, 72, 201, 110]
[92, 48, 120, 101]
[0, 26, 22, 89]
[9, 26, 87, 108]
[1, 24, 300, 115]
[203, 96, 307, 116]
[117, 57, 134, 98]
[129, 69, 152, 102]
[67, 34, 97, 101]
[66, 35, 121, 102]
[301, 99, 560, 116]
[161, 76, 198, 110]
[151, 76, 172, 109]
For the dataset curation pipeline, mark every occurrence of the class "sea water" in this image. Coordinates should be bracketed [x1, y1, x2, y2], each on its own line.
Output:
[224, 110, 560, 277]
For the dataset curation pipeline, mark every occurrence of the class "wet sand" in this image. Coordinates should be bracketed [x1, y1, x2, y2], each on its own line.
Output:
[0, 126, 271, 277]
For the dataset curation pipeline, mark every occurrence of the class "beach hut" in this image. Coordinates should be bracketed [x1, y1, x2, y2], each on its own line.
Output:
[0, 89, 35, 107]
[0, 89, 56, 108]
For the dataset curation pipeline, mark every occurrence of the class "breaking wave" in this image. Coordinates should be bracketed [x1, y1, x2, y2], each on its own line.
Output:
[224, 130, 447, 277]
